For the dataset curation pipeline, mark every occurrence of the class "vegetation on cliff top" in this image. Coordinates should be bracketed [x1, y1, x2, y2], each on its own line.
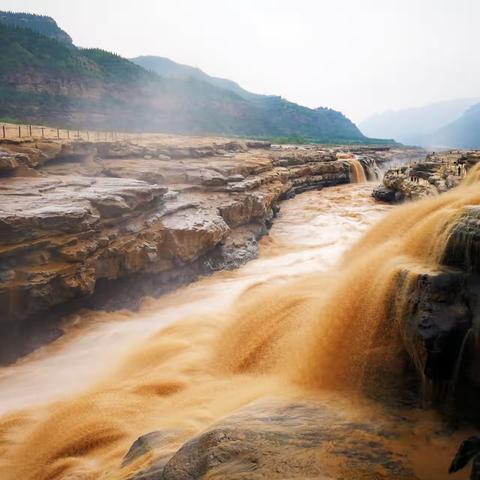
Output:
[132, 55, 258, 101]
[0, 23, 153, 82]
[0, 12, 382, 143]
[0, 11, 72, 44]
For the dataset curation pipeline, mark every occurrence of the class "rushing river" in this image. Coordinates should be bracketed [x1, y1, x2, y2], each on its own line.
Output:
[0, 182, 476, 480]
[0, 183, 390, 415]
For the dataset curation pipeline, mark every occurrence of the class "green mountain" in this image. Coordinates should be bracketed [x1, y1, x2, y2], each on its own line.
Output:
[0, 11, 72, 44]
[131, 55, 257, 101]
[0, 13, 368, 142]
[131, 55, 368, 142]
[427, 103, 480, 148]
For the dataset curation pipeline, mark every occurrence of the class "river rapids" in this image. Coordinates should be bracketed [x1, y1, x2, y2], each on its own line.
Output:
[0, 179, 479, 480]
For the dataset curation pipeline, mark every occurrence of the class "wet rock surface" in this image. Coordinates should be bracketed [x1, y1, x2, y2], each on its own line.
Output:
[399, 242, 480, 419]
[370, 151, 480, 414]
[443, 206, 480, 274]
[125, 399, 419, 480]
[402, 270, 472, 381]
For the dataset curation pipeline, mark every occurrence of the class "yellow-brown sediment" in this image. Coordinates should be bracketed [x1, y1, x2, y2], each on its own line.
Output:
[0, 176, 479, 480]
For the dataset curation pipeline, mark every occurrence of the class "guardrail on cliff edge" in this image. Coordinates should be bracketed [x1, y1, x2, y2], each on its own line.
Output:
[0, 123, 141, 142]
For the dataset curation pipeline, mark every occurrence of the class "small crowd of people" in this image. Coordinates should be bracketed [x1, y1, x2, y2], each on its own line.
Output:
[408, 174, 431, 185]
[388, 158, 469, 186]
[453, 161, 467, 178]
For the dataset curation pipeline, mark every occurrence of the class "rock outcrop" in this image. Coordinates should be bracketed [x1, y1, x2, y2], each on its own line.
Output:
[0, 175, 169, 323]
[391, 203, 480, 421]
[0, 136, 400, 361]
[124, 399, 419, 480]
[373, 150, 480, 203]
[370, 157, 480, 421]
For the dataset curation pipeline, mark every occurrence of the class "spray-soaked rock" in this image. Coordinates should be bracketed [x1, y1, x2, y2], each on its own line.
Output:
[449, 436, 480, 480]
[129, 399, 419, 480]
[374, 168, 438, 203]
[443, 206, 480, 274]
[399, 247, 480, 418]
[122, 429, 185, 479]
[372, 185, 402, 203]
[403, 270, 472, 383]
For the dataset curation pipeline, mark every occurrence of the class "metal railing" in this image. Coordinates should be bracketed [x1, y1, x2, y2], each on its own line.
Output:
[0, 123, 141, 142]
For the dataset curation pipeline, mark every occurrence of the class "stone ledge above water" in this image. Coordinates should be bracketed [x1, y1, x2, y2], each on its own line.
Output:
[0, 137, 403, 360]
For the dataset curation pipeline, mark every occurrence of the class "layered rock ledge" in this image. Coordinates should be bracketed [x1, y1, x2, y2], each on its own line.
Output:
[0, 136, 411, 360]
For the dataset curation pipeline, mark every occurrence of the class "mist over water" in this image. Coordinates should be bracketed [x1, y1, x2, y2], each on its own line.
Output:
[0, 174, 479, 479]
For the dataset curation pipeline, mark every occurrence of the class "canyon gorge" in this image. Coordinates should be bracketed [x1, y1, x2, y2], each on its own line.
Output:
[0, 3, 479, 479]
[0, 135, 479, 480]
[0, 137, 390, 361]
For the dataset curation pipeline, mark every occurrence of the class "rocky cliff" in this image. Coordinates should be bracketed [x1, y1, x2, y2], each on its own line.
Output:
[0, 136, 391, 361]
[370, 152, 480, 420]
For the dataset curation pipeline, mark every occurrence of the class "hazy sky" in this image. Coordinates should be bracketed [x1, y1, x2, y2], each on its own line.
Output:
[1, 0, 479, 122]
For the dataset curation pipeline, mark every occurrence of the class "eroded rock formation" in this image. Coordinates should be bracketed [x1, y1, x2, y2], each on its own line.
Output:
[0, 137, 395, 354]
[373, 150, 480, 203]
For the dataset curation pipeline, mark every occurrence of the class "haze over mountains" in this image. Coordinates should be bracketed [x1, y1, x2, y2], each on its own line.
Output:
[428, 103, 480, 149]
[0, 10, 478, 147]
[131, 56, 258, 101]
[361, 97, 480, 148]
[0, 11, 370, 143]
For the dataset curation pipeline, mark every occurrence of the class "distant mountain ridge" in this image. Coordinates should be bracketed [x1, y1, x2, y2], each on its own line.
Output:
[0, 11, 72, 44]
[0, 11, 375, 143]
[360, 98, 480, 146]
[131, 55, 258, 101]
[130, 55, 368, 142]
[426, 103, 480, 148]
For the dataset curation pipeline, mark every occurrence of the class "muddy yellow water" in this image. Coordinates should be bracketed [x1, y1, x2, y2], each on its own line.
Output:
[0, 182, 478, 479]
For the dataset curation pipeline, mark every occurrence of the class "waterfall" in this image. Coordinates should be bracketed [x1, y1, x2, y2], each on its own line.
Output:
[347, 157, 367, 183]
[1, 172, 479, 480]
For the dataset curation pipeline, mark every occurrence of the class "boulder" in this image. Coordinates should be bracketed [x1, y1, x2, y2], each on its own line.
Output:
[130, 399, 419, 480]
[372, 185, 400, 203]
